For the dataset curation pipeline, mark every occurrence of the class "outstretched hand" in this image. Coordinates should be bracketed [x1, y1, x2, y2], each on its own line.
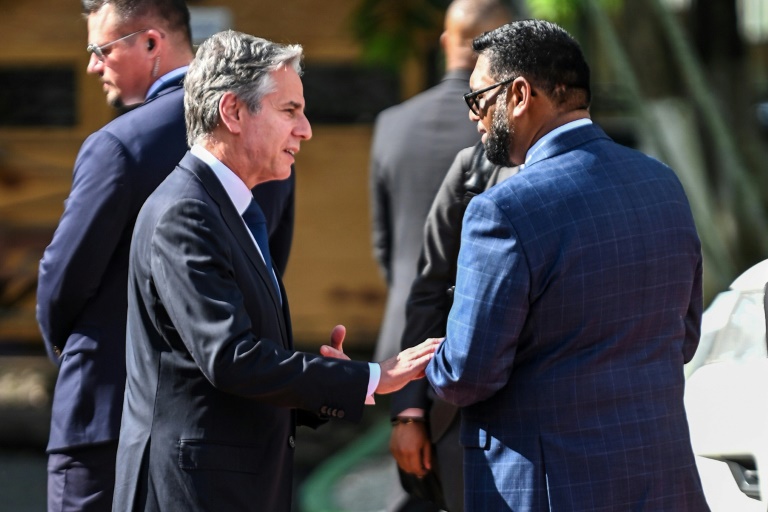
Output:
[320, 324, 375, 404]
[321, 332, 440, 404]
[376, 338, 442, 395]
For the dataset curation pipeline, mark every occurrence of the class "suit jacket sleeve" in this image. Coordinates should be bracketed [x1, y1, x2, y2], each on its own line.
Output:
[683, 251, 703, 363]
[152, 198, 369, 418]
[391, 147, 474, 414]
[37, 131, 133, 362]
[369, 141, 392, 284]
[426, 192, 530, 407]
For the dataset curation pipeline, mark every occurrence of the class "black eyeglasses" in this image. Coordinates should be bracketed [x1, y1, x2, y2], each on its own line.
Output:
[463, 77, 515, 116]
[87, 29, 149, 62]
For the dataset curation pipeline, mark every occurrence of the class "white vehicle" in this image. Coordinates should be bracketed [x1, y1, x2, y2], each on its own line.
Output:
[685, 260, 768, 511]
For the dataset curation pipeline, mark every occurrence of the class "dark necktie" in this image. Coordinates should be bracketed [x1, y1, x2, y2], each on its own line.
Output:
[242, 199, 280, 295]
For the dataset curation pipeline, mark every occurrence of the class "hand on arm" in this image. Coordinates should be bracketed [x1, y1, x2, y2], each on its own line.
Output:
[320, 325, 440, 378]
[376, 338, 442, 394]
[321, 329, 440, 399]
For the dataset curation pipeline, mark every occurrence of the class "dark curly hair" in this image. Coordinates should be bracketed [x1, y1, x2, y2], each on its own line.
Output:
[473, 19, 591, 109]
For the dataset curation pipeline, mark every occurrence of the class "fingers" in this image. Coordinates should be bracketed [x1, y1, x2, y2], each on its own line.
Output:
[402, 337, 443, 359]
[402, 449, 427, 477]
[376, 337, 443, 395]
[330, 324, 346, 352]
[413, 338, 445, 353]
[389, 423, 431, 477]
[319, 344, 350, 360]
[400, 349, 437, 376]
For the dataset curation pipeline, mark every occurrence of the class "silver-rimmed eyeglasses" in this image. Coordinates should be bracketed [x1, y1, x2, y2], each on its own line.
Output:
[87, 29, 149, 62]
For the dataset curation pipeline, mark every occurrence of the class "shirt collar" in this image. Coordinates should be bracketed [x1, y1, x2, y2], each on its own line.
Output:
[525, 118, 592, 166]
[190, 144, 252, 215]
[443, 68, 472, 83]
[146, 65, 188, 100]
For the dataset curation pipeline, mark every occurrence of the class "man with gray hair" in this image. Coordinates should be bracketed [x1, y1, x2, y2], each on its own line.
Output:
[112, 30, 440, 512]
[38, 3, 296, 511]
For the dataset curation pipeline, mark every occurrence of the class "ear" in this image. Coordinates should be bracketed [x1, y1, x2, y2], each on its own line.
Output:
[509, 77, 534, 118]
[439, 30, 448, 51]
[218, 92, 243, 135]
[145, 29, 164, 55]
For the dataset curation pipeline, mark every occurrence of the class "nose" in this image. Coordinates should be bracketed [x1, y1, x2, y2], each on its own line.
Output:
[86, 53, 103, 74]
[468, 108, 481, 123]
[296, 112, 312, 141]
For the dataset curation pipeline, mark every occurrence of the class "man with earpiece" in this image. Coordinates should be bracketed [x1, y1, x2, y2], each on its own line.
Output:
[36, 1, 295, 510]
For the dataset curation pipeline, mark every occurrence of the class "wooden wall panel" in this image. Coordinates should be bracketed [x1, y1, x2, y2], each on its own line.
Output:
[285, 125, 385, 349]
[0, 0, 412, 350]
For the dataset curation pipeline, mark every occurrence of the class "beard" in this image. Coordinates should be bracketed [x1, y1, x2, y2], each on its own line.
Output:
[107, 95, 125, 110]
[484, 92, 513, 166]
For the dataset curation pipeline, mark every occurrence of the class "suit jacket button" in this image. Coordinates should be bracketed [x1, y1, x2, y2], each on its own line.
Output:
[320, 406, 328, 415]
[288, 435, 295, 449]
[337, 410, 345, 419]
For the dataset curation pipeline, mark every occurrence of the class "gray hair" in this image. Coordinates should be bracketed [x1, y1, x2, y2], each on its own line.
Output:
[184, 30, 304, 147]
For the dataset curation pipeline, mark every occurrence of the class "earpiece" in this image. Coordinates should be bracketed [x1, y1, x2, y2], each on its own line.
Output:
[147, 39, 155, 51]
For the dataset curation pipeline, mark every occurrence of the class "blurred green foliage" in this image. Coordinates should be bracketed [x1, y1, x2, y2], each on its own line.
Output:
[351, 0, 451, 72]
[350, 0, 768, 301]
[527, 0, 621, 22]
[349, 0, 623, 71]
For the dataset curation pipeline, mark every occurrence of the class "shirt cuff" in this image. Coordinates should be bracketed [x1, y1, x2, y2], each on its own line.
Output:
[366, 362, 380, 405]
[395, 408, 425, 418]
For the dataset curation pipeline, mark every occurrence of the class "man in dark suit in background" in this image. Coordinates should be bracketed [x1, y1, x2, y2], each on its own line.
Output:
[35, 1, 293, 510]
[369, 1, 510, 509]
[426, 20, 709, 510]
[370, 0, 509, 363]
[113, 30, 440, 512]
[391, 142, 517, 511]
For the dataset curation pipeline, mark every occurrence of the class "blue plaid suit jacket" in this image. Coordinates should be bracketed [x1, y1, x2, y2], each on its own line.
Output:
[426, 123, 709, 511]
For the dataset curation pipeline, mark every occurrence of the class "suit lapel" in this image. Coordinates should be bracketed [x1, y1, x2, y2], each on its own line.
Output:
[177, 153, 290, 347]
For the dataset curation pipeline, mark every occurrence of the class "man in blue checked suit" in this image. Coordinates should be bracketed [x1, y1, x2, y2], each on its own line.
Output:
[426, 20, 710, 511]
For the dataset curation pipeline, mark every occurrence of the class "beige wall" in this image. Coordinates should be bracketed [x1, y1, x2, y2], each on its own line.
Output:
[287, 125, 384, 347]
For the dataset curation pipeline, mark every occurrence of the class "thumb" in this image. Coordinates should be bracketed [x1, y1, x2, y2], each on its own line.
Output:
[422, 437, 432, 471]
[330, 324, 346, 352]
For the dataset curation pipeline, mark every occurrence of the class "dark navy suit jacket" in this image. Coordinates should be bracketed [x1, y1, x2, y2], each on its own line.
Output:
[427, 123, 709, 511]
[36, 79, 295, 453]
[113, 153, 368, 512]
